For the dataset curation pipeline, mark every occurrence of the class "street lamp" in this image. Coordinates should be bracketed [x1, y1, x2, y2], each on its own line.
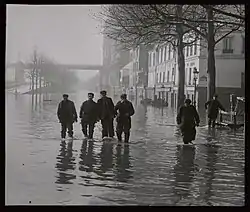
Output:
[193, 67, 199, 108]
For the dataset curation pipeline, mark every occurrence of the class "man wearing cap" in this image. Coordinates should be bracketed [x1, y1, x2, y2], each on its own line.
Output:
[205, 94, 225, 128]
[57, 94, 78, 140]
[79, 92, 98, 140]
[115, 94, 135, 142]
[97, 90, 115, 139]
[177, 99, 200, 144]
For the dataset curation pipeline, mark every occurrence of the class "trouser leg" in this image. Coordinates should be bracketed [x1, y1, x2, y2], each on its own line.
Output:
[124, 130, 130, 143]
[101, 119, 108, 138]
[124, 119, 131, 143]
[212, 120, 216, 128]
[67, 122, 73, 137]
[81, 120, 88, 137]
[61, 123, 67, 139]
[108, 118, 114, 137]
[88, 122, 95, 139]
[208, 118, 212, 127]
[116, 121, 123, 141]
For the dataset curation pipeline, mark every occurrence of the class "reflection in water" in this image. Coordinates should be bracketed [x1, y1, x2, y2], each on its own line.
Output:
[79, 141, 96, 173]
[99, 142, 114, 175]
[114, 144, 133, 182]
[173, 146, 196, 205]
[55, 141, 76, 184]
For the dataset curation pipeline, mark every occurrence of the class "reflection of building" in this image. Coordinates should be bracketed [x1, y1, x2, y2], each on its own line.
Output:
[147, 31, 245, 109]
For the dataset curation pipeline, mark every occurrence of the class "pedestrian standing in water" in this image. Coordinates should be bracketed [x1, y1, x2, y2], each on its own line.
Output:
[177, 99, 200, 144]
[115, 94, 135, 142]
[79, 92, 98, 140]
[57, 94, 77, 140]
[205, 94, 225, 128]
[97, 90, 115, 139]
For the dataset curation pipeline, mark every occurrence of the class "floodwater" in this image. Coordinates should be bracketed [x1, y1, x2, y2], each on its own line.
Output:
[5, 90, 245, 206]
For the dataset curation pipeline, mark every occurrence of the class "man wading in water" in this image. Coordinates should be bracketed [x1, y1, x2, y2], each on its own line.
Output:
[57, 94, 78, 140]
[97, 90, 115, 139]
[115, 94, 135, 142]
[205, 94, 225, 128]
[177, 99, 200, 144]
[79, 92, 98, 140]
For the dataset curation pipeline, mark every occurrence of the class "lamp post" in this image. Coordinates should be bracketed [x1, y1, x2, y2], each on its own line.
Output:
[193, 67, 199, 108]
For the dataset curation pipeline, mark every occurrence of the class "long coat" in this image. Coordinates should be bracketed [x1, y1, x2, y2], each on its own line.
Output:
[79, 100, 98, 123]
[115, 100, 135, 130]
[177, 105, 200, 142]
[57, 100, 77, 123]
[205, 99, 225, 119]
[97, 96, 115, 120]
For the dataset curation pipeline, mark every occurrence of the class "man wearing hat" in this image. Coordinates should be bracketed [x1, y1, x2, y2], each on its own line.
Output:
[205, 94, 225, 128]
[115, 94, 135, 142]
[97, 90, 115, 139]
[57, 94, 78, 140]
[79, 92, 98, 140]
[177, 99, 200, 144]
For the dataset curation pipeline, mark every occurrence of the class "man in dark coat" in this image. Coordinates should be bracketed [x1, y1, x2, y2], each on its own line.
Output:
[115, 94, 135, 142]
[205, 94, 225, 128]
[97, 90, 115, 139]
[79, 92, 98, 139]
[57, 94, 77, 140]
[177, 99, 200, 144]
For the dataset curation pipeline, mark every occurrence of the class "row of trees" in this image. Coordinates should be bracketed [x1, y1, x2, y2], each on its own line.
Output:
[26, 48, 79, 93]
[95, 4, 245, 108]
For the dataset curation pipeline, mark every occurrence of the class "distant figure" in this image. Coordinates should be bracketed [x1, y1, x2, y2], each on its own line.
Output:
[97, 90, 115, 139]
[115, 94, 135, 142]
[205, 94, 225, 128]
[177, 99, 200, 144]
[57, 94, 77, 140]
[79, 92, 98, 140]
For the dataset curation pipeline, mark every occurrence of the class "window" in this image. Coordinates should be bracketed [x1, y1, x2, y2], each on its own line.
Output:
[162, 47, 165, 62]
[159, 72, 162, 83]
[190, 45, 193, 56]
[159, 48, 162, 64]
[185, 68, 188, 85]
[157, 73, 159, 83]
[163, 72, 165, 82]
[166, 46, 168, 61]
[164, 46, 167, 61]
[242, 36, 245, 53]
[168, 44, 171, 60]
[148, 53, 151, 67]
[186, 46, 189, 57]
[194, 41, 197, 55]
[223, 37, 233, 53]
[153, 52, 155, 66]
[167, 70, 170, 82]
[189, 68, 192, 85]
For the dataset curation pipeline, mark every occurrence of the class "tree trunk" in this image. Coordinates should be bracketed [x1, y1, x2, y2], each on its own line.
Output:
[176, 5, 185, 110]
[207, 7, 216, 101]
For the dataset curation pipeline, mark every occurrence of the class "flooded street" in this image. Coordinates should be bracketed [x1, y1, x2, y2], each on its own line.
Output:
[6, 90, 245, 206]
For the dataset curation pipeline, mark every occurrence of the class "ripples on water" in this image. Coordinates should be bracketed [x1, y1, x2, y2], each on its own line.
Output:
[6, 92, 245, 205]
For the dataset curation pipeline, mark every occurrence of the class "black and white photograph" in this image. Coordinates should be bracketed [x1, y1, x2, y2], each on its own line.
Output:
[5, 4, 245, 206]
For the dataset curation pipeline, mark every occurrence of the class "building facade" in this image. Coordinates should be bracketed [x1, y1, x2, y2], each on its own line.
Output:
[147, 31, 245, 110]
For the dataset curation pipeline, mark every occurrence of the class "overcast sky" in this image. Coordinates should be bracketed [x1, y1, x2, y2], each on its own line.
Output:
[6, 5, 103, 66]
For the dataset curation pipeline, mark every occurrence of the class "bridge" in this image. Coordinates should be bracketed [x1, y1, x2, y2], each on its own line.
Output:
[6, 62, 104, 71]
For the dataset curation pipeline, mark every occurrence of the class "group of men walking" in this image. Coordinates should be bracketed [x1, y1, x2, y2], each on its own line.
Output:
[57, 90, 225, 145]
[57, 90, 135, 142]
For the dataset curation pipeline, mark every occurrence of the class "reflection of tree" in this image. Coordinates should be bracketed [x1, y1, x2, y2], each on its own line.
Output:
[79, 141, 96, 173]
[114, 144, 133, 182]
[173, 146, 196, 205]
[203, 128, 218, 206]
[55, 141, 76, 184]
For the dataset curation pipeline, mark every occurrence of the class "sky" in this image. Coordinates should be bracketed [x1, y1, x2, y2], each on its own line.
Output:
[6, 5, 103, 67]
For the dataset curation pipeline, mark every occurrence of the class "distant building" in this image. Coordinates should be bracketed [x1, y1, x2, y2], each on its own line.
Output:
[5, 61, 25, 85]
[147, 31, 245, 110]
[120, 61, 133, 95]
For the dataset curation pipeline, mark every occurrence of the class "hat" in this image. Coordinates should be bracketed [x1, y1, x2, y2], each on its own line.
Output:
[184, 99, 191, 104]
[213, 94, 218, 98]
[100, 90, 107, 95]
[88, 92, 94, 97]
[63, 94, 69, 97]
[121, 93, 127, 99]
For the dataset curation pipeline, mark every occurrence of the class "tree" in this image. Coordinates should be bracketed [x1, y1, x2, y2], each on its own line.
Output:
[96, 4, 200, 109]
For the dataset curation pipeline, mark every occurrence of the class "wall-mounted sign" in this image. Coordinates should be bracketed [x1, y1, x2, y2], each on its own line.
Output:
[198, 75, 207, 87]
